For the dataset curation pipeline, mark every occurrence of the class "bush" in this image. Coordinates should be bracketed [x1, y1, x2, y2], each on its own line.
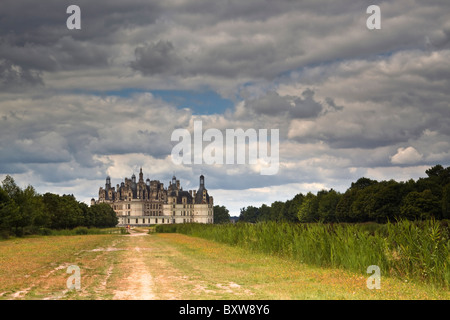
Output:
[0, 229, 11, 239]
[14, 228, 24, 237]
[23, 225, 40, 236]
[74, 226, 89, 235]
[38, 227, 53, 236]
[155, 224, 178, 233]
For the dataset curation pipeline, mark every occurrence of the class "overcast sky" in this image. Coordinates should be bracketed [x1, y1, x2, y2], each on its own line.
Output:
[1, 0, 450, 215]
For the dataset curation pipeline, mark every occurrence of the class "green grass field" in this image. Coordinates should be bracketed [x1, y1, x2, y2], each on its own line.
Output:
[156, 220, 450, 289]
[0, 228, 448, 300]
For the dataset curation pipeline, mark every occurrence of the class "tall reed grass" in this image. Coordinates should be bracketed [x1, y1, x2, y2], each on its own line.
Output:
[156, 219, 449, 288]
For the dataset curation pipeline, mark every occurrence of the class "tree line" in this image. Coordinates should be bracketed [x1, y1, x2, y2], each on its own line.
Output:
[0, 175, 118, 237]
[239, 165, 450, 223]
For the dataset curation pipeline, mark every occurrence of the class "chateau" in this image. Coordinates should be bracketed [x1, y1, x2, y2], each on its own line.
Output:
[92, 168, 214, 226]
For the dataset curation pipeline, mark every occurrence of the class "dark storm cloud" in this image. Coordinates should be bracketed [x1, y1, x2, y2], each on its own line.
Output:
[242, 89, 335, 119]
[0, 59, 43, 91]
[2, 0, 450, 88]
[289, 89, 325, 119]
[130, 40, 182, 75]
[129, 37, 280, 79]
[0, 0, 162, 78]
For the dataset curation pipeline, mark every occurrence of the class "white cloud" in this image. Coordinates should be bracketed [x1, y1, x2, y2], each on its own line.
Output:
[391, 146, 423, 165]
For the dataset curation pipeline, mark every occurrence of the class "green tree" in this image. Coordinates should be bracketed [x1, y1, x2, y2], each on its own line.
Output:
[0, 187, 20, 236]
[400, 190, 441, 220]
[43, 193, 84, 229]
[317, 189, 341, 222]
[257, 204, 271, 222]
[443, 184, 450, 219]
[213, 205, 230, 224]
[335, 189, 358, 222]
[88, 203, 118, 227]
[269, 201, 286, 221]
[238, 206, 259, 223]
[79, 202, 91, 227]
[350, 177, 378, 190]
[350, 186, 374, 222]
[425, 164, 450, 186]
[13, 185, 43, 234]
[285, 193, 304, 222]
[369, 180, 410, 222]
[297, 192, 319, 222]
[335, 177, 379, 222]
[1, 175, 21, 200]
[0, 176, 43, 235]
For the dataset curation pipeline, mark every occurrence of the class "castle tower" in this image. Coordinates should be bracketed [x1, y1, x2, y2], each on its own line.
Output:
[200, 174, 204, 188]
[139, 167, 144, 183]
[195, 174, 209, 204]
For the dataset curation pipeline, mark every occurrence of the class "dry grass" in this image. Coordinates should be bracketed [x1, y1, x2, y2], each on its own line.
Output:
[0, 235, 121, 299]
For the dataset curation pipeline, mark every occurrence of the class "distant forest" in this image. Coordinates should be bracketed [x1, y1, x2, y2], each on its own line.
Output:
[0, 175, 118, 237]
[2, 164, 450, 237]
[239, 165, 450, 223]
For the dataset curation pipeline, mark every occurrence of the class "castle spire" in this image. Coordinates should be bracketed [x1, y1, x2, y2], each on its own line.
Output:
[200, 174, 204, 188]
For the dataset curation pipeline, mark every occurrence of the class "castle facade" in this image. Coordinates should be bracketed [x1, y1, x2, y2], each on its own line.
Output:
[92, 168, 214, 226]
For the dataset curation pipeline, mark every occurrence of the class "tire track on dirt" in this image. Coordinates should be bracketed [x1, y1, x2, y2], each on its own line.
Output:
[112, 230, 156, 300]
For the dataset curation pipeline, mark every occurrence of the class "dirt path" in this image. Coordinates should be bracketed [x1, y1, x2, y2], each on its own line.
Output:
[109, 228, 206, 300]
[95, 228, 258, 300]
[108, 229, 156, 299]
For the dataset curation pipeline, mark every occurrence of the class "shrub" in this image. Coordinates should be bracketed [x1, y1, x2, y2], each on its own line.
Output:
[74, 226, 89, 235]
[0, 229, 11, 239]
[38, 227, 53, 236]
